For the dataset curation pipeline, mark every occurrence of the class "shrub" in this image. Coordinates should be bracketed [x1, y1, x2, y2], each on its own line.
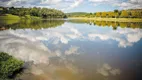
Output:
[0, 52, 24, 79]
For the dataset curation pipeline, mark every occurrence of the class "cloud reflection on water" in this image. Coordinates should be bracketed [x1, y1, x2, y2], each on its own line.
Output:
[0, 30, 51, 64]
[0, 23, 142, 63]
[0, 22, 141, 80]
[97, 63, 121, 77]
[88, 28, 142, 48]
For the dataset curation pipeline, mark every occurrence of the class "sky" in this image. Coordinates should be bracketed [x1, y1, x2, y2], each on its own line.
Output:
[0, 0, 142, 12]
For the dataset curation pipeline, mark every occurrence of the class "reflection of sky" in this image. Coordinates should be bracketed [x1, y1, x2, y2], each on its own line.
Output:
[88, 27, 142, 48]
[0, 22, 142, 80]
[1, 23, 141, 48]
[0, 30, 51, 64]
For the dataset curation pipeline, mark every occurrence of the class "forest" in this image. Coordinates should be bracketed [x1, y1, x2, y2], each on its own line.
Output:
[0, 6, 67, 18]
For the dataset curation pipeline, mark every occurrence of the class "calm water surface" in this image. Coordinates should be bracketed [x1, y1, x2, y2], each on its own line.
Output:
[0, 20, 142, 80]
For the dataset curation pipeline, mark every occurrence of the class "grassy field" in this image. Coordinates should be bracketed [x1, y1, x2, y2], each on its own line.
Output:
[0, 14, 41, 25]
[0, 8, 3, 10]
[69, 17, 142, 22]
[0, 14, 41, 20]
[0, 14, 20, 20]
[0, 14, 20, 24]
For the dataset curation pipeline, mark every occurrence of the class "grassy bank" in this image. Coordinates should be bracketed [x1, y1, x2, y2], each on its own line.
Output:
[0, 14, 41, 20]
[0, 14, 20, 25]
[0, 14, 20, 20]
[69, 17, 142, 22]
[0, 14, 41, 25]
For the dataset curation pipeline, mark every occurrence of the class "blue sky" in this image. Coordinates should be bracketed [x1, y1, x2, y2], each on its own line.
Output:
[0, 0, 142, 12]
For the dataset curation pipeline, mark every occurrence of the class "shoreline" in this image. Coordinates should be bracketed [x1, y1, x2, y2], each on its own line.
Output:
[68, 17, 142, 22]
[1, 14, 142, 23]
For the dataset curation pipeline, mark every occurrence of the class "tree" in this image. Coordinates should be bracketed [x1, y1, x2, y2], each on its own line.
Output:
[101, 12, 106, 18]
[128, 11, 132, 18]
[114, 9, 119, 13]
[120, 10, 129, 18]
[95, 12, 102, 17]
[114, 9, 119, 18]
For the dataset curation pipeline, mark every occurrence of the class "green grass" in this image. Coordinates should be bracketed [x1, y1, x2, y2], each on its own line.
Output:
[0, 14, 20, 20]
[0, 8, 3, 10]
[0, 14, 20, 25]
[0, 14, 41, 25]
[0, 14, 41, 20]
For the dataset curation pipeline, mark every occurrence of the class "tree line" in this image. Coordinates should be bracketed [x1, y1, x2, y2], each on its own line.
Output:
[0, 6, 67, 18]
[66, 9, 142, 18]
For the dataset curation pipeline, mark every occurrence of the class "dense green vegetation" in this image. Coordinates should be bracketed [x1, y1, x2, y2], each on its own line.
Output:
[0, 6, 67, 19]
[66, 9, 142, 18]
[0, 52, 24, 79]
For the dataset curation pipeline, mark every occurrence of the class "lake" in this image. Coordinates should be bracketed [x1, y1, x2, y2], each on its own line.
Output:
[0, 19, 142, 80]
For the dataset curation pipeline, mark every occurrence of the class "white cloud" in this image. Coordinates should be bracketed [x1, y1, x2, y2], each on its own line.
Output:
[66, 34, 78, 39]
[0, 0, 83, 11]
[114, 0, 142, 9]
[61, 0, 83, 11]
[89, 0, 111, 2]
[97, 63, 111, 76]
[88, 28, 142, 48]
[127, 33, 142, 43]
[69, 0, 83, 8]
[88, 0, 119, 6]
[97, 67, 109, 76]
[88, 34, 109, 40]
[110, 69, 121, 76]
[71, 28, 81, 35]
[65, 46, 80, 55]
[0, 28, 82, 80]
[97, 63, 121, 76]
[20, 56, 80, 80]
[89, 0, 142, 9]
[0, 30, 51, 64]
[55, 50, 62, 57]
[1, 0, 142, 11]
[40, 0, 62, 5]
